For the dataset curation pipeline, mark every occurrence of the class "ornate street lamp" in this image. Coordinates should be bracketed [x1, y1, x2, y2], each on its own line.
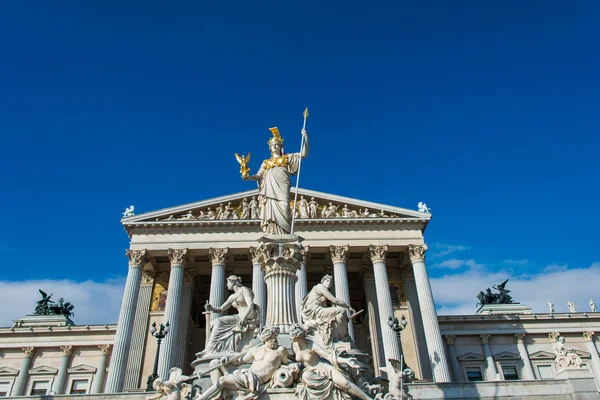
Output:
[146, 321, 170, 391]
[388, 315, 408, 338]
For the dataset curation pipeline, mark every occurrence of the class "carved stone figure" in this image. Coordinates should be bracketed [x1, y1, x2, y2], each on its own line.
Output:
[197, 326, 293, 400]
[298, 195, 310, 219]
[301, 275, 354, 347]
[341, 204, 357, 218]
[240, 198, 250, 220]
[381, 359, 415, 400]
[567, 300, 576, 313]
[417, 202, 431, 213]
[34, 290, 75, 318]
[476, 279, 513, 306]
[216, 204, 225, 220]
[590, 298, 597, 312]
[546, 300, 555, 314]
[178, 210, 195, 220]
[361, 208, 370, 217]
[146, 367, 191, 400]
[122, 205, 135, 217]
[249, 196, 260, 220]
[553, 336, 582, 371]
[206, 207, 216, 220]
[201, 276, 261, 356]
[243, 128, 309, 234]
[321, 205, 329, 218]
[309, 197, 319, 219]
[327, 202, 339, 218]
[290, 324, 373, 400]
[197, 211, 207, 220]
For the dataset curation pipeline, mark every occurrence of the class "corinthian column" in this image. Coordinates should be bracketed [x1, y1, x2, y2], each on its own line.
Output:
[157, 248, 188, 379]
[105, 249, 148, 393]
[480, 334, 498, 381]
[295, 247, 309, 322]
[583, 332, 600, 390]
[362, 266, 385, 376]
[369, 245, 402, 373]
[52, 345, 73, 394]
[124, 270, 155, 390]
[445, 336, 463, 382]
[174, 269, 195, 369]
[250, 247, 267, 323]
[208, 248, 229, 319]
[91, 345, 111, 394]
[330, 245, 354, 340]
[514, 334, 535, 380]
[12, 346, 35, 396]
[258, 237, 303, 333]
[409, 244, 452, 382]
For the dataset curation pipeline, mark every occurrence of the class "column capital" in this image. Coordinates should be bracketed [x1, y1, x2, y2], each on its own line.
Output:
[300, 246, 310, 263]
[444, 335, 456, 345]
[369, 245, 388, 263]
[329, 245, 349, 263]
[126, 249, 149, 267]
[141, 270, 156, 285]
[408, 244, 428, 263]
[479, 334, 491, 344]
[514, 333, 526, 344]
[184, 269, 196, 284]
[209, 247, 229, 265]
[548, 332, 560, 342]
[583, 331, 595, 342]
[22, 346, 35, 357]
[361, 265, 374, 280]
[249, 247, 261, 264]
[60, 345, 73, 356]
[98, 344, 112, 355]
[167, 248, 188, 266]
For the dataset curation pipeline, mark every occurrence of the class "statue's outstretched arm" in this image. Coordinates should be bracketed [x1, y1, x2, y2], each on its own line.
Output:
[319, 286, 350, 309]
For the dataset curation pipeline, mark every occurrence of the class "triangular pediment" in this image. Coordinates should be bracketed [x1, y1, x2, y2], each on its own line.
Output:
[574, 349, 591, 359]
[493, 351, 521, 361]
[68, 364, 97, 373]
[29, 365, 58, 375]
[122, 188, 430, 225]
[529, 351, 556, 360]
[0, 366, 19, 376]
[457, 352, 485, 361]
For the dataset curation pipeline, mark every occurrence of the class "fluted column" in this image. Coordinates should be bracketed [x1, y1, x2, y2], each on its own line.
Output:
[362, 266, 385, 376]
[330, 245, 354, 340]
[124, 271, 155, 389]
[157, 248, 188, 379]
[369, 245, 402, 373]
[91, 345, 111, 394]
[52, 345, 73, 394]
[480, 334, 498, 381]
[409, 244, 452, 382]
[514, 334, 535, 380]
[583, 331, 600, 390]
[445, 336, 464, 382]
[174, 270, 195, 369]
[295, 247, 309, 322]
[258, 238, 302, 333]
[12, 346, 35, 396]
[250, 247, 267, 323]
[105, 249, 148, 392]
[208, 248, 229, 319]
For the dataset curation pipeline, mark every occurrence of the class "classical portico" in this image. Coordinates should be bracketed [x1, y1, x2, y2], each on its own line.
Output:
[113, 187, 451, 388]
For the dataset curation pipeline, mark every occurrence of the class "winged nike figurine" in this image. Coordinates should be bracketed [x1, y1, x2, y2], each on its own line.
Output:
[235, 152, 251, 180]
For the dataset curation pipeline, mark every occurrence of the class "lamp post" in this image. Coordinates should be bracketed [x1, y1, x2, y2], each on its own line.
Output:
[146, 321, 170, 391]
[388, 315, 408, 338]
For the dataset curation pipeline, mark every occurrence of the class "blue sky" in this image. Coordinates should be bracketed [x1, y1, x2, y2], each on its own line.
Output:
[1, 1, 599, 324]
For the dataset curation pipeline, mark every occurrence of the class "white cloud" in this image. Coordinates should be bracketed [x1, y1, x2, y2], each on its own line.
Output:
[503, 259, 529, 266]
[0, 278, 125, 327]
[430, 243, 470, 258]
[432, 259, 466, 269]
[431, 262, 600, 315]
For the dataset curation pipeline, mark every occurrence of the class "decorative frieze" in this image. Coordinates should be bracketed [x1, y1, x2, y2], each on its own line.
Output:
[60, 345, 73, 356]
[167, 248, 188, 266]
[329, 245, 349, 263]
[408, 244, 428, 263]
[209, 247, 229, 265]
[369, 245, 388, 263]
[126, 249, 149, 267]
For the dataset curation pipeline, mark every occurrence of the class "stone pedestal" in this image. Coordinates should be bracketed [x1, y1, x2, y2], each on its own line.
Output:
[12, 314, 74, 328]
[556, 367, 600, 399]
[476, 303, 532, 315]
[257, 234, 304, 333]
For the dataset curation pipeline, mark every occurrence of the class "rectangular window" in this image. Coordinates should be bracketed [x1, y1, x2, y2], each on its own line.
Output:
[70, 379, 89, 394]
[0, 381, 10, 397]
[466, 367, 484, 382]
[30, 381, 50, 395]
[502, 365, 519, 380]
[537, 364, 554, 379]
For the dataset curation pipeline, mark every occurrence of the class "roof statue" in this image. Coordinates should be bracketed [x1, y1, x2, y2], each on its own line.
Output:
[34, 289, 75, 318]
[237, 112, 309, 235]
[122, 205, 135, 217]
[476, 279, 514, 307]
